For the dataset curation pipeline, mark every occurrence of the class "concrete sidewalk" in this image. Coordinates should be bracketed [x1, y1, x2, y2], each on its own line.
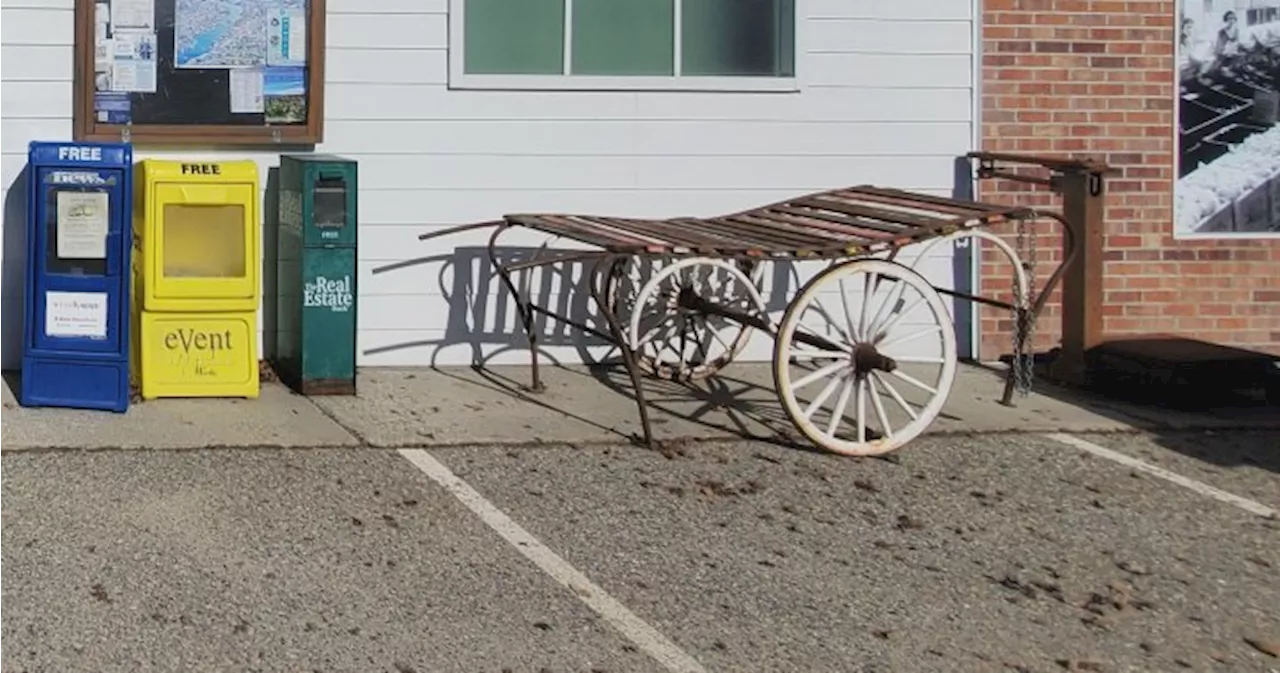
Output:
[2, 362, 1277, 452]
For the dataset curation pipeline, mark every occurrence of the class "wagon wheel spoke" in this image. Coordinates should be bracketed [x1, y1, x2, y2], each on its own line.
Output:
[635, 325, 662, 349]
[866, 277, 906, 340]
[826, 376, 855, 437]
[879, 325, 945, 352]
[706, 317, 734, 352]
[678, 315, 690, 369]
[690, 315, 709, 367]
[790, 301, 854, 352]
[859, 273, 874, 341]
[854, 376, 867, 445]
[870, 293, 928, 344]
[803, 373, 845, 421]
[872, 370, 918, 421]
[690, 315, 706, 366]
[665, 318, 686, 355]
[839, 277, 860, 343]
[792, 359, 850, 390]
[889, 369, 938, 396]
[773, 259, 956, 457]
[869, 375, 894, 441]
[889, 355, 947, 364]
[635, 310, 663, 345]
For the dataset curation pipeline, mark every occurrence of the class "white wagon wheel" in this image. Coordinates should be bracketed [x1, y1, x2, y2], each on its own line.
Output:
[773, 258, 957, 456]
[614, 257, 767, 381]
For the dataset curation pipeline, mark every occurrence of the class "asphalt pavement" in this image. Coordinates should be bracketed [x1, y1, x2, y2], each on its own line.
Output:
[3, 431, 1279, 673]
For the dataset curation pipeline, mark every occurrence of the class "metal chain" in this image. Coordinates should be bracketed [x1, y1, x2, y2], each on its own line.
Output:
[1011, 215, 1038, 396]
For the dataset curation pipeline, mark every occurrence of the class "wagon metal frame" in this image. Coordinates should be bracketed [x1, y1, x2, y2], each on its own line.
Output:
[421, 184, 1077, 456]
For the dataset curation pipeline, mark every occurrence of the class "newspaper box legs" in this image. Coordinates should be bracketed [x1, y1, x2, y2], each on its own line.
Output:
[132, 159, 261, 400]
[20, 141, 134, 412]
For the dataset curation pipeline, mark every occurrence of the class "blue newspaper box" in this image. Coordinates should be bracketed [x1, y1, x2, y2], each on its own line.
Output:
[20, 141, 133, 412]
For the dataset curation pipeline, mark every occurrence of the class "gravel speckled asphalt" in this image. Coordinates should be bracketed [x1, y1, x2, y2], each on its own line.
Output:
[3, 431, 1279, 673]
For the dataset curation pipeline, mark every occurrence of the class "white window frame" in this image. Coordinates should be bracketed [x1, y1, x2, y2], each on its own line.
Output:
[447, 0, 805, 93]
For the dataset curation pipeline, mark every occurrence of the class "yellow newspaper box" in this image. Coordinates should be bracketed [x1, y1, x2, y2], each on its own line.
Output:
[132, 159, 260, 400]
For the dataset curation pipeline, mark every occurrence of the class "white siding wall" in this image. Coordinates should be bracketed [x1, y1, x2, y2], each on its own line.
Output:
[0, 0, 977, 369]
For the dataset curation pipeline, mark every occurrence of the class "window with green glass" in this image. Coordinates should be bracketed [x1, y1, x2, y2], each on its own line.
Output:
[460, 0, 795, 80]
[463, 0, 566, 75]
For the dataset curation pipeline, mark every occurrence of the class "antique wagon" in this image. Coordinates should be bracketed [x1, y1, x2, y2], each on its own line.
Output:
[421, 184, 1074, 456]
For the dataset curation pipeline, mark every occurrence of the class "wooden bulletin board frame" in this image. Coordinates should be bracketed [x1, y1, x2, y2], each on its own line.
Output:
[73, 0, 327, 146]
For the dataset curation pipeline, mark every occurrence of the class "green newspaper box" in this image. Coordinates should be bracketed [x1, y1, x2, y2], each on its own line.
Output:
[275, 154, 358, 395]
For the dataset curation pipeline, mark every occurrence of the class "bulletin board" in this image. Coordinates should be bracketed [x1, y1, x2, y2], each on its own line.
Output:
[72, 0, 327, 146]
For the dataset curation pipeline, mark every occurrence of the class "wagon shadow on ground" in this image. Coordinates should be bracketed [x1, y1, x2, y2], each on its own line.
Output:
[367, 244, 844, 452]
[967, 358, 1280, 475]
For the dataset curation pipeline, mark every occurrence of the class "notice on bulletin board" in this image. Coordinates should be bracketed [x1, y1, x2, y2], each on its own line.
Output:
[57, 191, 110, 259]
[229, 68, 265, 113]
[267, 8, 307, 67]
[110, 30, 158, 93]
[45, 291, 109, 339]
[111, 0, 155, 30]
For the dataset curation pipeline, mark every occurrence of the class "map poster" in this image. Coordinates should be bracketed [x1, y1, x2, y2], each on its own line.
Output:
[174, 0, 306, 70]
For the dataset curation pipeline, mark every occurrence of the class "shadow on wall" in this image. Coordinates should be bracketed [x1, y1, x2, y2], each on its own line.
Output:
[2, 167, 31, 369]
[365, 245, 804, 372]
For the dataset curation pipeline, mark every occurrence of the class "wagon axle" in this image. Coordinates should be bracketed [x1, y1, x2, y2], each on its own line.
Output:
[674, 285, 898, 375]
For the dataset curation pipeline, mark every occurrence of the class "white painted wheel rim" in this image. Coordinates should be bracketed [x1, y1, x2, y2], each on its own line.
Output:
[622, 257, 767, 381]
[773, 259, 957, 456]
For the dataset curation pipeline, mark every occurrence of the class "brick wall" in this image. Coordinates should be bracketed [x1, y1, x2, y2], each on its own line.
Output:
[977, 0, 1280, 360]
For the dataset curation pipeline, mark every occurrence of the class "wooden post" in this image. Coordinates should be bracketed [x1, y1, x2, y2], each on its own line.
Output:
[1051, 168, 1108, 386]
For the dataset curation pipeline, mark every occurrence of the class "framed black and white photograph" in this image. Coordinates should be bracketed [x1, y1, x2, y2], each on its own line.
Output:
[1175, 0, 1280, 238]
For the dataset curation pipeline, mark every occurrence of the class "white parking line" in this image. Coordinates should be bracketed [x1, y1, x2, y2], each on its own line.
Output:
[398, 448, 709, 673]
[1043, 433, 1278, 519]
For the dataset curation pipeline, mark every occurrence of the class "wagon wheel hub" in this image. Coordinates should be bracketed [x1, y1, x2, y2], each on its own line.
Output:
[675, 285, 706, 316]
[852, 342, 897, 376]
